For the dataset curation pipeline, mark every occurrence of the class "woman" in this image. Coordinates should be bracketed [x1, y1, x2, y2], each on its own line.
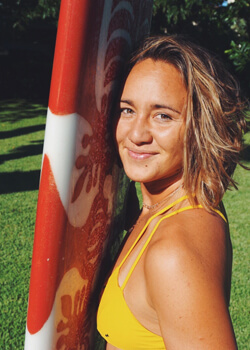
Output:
[97, 35, 247, 349]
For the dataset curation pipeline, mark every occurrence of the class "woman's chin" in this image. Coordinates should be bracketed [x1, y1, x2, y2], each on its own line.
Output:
[123, 168, 151, 183]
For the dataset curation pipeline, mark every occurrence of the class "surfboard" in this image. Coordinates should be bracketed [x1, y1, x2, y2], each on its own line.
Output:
[25, 1, 153, 349]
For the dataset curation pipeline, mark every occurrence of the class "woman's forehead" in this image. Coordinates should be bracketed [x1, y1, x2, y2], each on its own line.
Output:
[122, 59, 187, 113]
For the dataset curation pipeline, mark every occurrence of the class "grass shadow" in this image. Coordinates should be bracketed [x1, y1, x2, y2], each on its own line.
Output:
[0, 170, 40, 193]
[0, 141, 44, 165]
[0, 124, 45, 139]
[241, 145, 250, 162]
[0, 99, 47, 123]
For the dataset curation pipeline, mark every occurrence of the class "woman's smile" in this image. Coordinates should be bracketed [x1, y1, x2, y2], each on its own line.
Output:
[127, 148, 158, 160]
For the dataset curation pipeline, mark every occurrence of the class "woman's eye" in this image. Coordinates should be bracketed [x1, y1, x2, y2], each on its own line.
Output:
[120, 108, 134, 116]
[155, 113, 172, 121]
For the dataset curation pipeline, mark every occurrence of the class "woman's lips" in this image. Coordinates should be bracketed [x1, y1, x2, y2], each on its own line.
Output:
[127, 148, 157, 160]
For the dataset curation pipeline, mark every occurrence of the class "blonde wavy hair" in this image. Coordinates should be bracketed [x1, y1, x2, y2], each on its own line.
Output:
[129, 35, 247, 210]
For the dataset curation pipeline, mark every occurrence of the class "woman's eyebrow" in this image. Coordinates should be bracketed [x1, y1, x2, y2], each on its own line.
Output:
[120, 100, 181, 115]
[120, 99, 134, 106]
[153, 104, 181, 114]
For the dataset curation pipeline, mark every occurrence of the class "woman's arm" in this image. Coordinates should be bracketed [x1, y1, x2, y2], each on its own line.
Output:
[145, 210, 237, 350]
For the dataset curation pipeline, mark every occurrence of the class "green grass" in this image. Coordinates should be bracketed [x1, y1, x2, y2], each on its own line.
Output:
[0, 100, 46, 349]
[0, 99, 249, 349]
[223, 132, 250, 349]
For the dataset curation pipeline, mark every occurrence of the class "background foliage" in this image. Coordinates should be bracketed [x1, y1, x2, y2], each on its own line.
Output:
[152, 0, 250, 95]
[0, 0, 249, 99]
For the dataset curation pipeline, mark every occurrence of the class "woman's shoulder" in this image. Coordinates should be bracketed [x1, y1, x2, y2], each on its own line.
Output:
[154, 203, 228, 246]
[145, 206, 229, 288]
[143, 206, 235, 349]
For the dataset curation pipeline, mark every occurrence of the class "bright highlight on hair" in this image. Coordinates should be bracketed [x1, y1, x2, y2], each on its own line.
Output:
[128, 35, 247, 210]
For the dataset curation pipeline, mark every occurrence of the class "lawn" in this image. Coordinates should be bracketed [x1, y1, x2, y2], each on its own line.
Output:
[0, 99, 249, 349]
[0, 100, 46, 349]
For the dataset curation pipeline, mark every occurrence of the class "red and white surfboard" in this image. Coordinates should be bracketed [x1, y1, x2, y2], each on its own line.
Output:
[25, 1, 153, 349]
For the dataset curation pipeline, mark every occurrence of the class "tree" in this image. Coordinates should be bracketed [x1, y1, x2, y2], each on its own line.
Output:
[0, 0, 249, 97]
[152, 0, 250, 96]
[0, 0, 60, 30]
[0, 0, 60, 99]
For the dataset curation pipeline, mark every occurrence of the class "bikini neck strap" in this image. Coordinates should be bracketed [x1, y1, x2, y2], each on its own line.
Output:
[118, 195, 189, 269]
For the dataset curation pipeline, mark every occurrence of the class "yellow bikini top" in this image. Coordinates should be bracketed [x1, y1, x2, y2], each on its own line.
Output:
[97, 195, 226, 350]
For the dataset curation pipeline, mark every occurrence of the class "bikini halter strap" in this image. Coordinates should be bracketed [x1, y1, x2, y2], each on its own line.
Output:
[119, 195, 227, 290]
[118, 195, 189, 273]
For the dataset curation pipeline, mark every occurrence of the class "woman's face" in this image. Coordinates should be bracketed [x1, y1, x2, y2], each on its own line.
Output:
[115, 58, 187, 189]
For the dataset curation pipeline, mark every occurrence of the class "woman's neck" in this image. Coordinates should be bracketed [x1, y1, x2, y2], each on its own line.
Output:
[140, 177, 184, 212]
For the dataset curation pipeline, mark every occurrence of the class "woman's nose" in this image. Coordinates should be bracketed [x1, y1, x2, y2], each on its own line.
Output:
[128, 115, 153, 145]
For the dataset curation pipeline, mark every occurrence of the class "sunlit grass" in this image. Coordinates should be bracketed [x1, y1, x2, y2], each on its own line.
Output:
[0, 99, 249, 349]
[0, 100, 46, 349]
[223, 132, 250, 349]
